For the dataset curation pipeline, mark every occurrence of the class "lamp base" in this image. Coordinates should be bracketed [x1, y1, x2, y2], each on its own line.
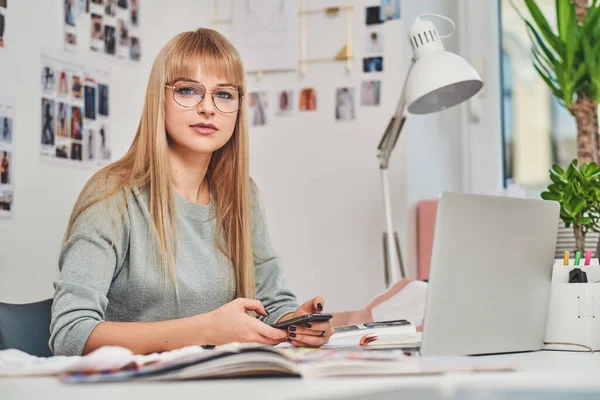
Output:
[382, 231, 406, 287]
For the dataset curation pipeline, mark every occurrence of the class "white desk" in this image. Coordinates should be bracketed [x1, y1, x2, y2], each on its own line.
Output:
[2, 351, 600, 400]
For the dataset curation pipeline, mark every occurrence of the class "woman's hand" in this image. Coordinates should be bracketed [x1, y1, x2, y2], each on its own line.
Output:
[283, 296, 334, 348]
[201, 298, 288, 346]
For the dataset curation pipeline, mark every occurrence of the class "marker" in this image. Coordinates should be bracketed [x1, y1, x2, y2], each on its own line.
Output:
[585, 250, 593, 266]
[575, 251, 582, 266]
[564, 251, 570, 266]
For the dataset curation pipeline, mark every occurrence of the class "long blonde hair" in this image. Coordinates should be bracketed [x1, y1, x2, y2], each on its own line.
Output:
[65, 28, 255, 299]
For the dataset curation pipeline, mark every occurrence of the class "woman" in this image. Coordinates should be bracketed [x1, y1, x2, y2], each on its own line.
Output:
[50, 28, 343, 357]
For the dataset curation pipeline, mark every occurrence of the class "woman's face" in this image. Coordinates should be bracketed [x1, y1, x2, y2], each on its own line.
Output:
[165, 71, 239, 156]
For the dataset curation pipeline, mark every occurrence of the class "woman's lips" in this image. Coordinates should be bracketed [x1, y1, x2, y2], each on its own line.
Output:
[190, 123, 218, 135]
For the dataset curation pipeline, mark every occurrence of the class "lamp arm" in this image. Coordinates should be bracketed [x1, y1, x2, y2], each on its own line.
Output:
[377, 60, 415, 169]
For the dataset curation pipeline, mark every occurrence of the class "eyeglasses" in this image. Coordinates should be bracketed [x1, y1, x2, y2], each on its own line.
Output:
[165, 82, 243, 113]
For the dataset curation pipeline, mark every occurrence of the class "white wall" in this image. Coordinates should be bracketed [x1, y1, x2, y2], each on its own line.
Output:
[0, 1, 493, 313]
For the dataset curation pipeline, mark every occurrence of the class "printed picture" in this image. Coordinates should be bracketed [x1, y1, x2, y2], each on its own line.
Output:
[105, 0, 116, 16]
[0, 150, 11, 185]
[0, 7, 5, 49]
[299, 88, 317, 111]
[99, 124, 111, 160]
[65, 32, 77, 50]
[41, 64, 56, 94]
[57, 102, 70, 138]
[56, 144, 69, 159]
[71, 74, 83, 99]
[366, 6, 383, 25]
[365, 29, 384, 54]
[335, 87, 356, 121]
[84, 85, 96, 120]
[98, 84, 109, 116]
[0, 117, 12, 144]
[65, 0, 76, 26]
[90, 13, 103, 51]
[77, 0, 90, 14]
[41, 98, 55, 146]
[380, 0, 401, 21]
[118, 19, 128, 46]
[363, 56, 383, 73]
[85, 128, 96, 161]
[117, 0, 128, 9]
[91, 0, 104, 5]
[130, 0, 138, 26]
[0, 189, 13, 212]
[71, 106, 83, 140]
[58, 71, 69, 96]
[71, 142, 83, 161]
[104, 25, 116, 55]
[275, 90, 293, 116]
[361, 80, 381, 106]
[130, 36, 141, 61]
[248, 92, 268, 126]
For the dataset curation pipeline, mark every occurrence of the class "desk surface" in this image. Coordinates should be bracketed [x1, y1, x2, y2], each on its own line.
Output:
[2, 351, 600, 400]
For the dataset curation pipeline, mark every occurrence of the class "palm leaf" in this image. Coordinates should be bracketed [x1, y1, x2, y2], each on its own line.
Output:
[525, 22, 560, 67]
[524, 0, 565, 56]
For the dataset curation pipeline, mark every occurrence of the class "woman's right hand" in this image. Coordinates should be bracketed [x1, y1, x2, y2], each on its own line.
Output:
[200, 298, 288, 346]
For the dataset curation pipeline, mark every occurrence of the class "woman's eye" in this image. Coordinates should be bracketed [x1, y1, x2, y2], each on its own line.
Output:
[215, 91, 234, 100]
[177, 87, 198, 96]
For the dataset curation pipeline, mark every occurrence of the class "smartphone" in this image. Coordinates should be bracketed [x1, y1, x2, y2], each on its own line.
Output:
[270, 313, 333, 329]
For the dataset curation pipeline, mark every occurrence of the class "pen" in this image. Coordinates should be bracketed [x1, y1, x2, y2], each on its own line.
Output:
[585, 250, 592, 266]
[575, 251, 582, 266]
[564, 251, 570, 266]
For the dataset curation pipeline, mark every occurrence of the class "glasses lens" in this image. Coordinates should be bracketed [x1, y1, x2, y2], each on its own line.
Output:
[172, 82, 205, 108]
[213, 88, 240, 113]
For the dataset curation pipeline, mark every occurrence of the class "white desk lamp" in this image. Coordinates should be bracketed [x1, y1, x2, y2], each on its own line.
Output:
[378, 14, 483, 286]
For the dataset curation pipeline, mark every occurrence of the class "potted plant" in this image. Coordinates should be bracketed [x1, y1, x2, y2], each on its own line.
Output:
[541, 160, 600, 252]
[513, 0, 600, 163]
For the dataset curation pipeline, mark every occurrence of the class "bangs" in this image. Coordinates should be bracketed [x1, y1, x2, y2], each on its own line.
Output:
[165, 30, 244, 92]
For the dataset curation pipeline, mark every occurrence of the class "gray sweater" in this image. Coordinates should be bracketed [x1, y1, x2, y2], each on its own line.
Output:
[50, 181, 299, 356]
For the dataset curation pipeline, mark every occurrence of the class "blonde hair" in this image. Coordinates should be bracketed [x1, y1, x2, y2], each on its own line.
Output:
[64, 28, 255, 300]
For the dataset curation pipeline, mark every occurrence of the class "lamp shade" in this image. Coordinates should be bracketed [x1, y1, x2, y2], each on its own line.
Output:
[404, 18, 483, 115]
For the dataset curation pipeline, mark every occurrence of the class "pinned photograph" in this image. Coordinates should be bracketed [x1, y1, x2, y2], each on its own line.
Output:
[65, 0, 76, 26]
[366, 6, 383, 25]
[0, 7, 5, 49]
[65, 32, 77, 51]
[0, 150, 11, 185]
[130, 36, 141, 61]
[380, 0, 400, 21]
[248, 92, 268, 126]
[275, 90, 293, 117]
[77, 0, 90, 14]
[361, 80, 382, 106]
[335, 88, 356, 121]
[57, 102, 70, 138]
[99, 124, 111, 160]
[117, 19, 129, 58]
[363, 56, 383, 73]
[130, 0, 138, 26]
[90, 13, 104, 51]
[41, 98, 56, 146]
[71, 106, 83, 140]
[365, 29, 384, 54]
[98, 84, 109, 116]
[104, 25, 116, 55]
[56, 144, 69, 159]
[71, 74, 83, 100]
[117, 0, 128, 9]
[41, 64, 57, 95]
[85, 128, 96, 161]
[91, 0, 104, 5]
[71, 142, 83, 161]
[0, 189, 13, 213]
[84, 85, 96, 120]
[0, 117, 12, 145]
[299, 88, 317, 111]
[105, 0, 116, 16]
[58, 71, 69, 96]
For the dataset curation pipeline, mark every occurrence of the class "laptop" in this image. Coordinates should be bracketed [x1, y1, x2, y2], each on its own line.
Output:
[419, 192, 560, 356]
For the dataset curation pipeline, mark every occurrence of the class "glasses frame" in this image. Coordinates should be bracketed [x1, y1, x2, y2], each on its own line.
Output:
[165, 82, 245, 114]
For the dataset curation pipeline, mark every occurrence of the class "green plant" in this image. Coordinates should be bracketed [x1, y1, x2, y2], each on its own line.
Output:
[511, 0, 600, 163]
[541, 159, 600, 252]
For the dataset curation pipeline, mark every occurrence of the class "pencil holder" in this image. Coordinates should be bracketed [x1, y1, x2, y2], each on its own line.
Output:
[544, 262, 600, 352]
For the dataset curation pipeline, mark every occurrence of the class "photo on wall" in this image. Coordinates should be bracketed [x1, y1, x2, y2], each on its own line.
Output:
[0, 189, 13, 214]
[84, 85, 96, 120]
[0, 117, 12, 145]
[65, 32, 77, 52]
[365, 29, 384, 54]
[275, 90, 293, 117]
[380, 0, 401, 21]
[99, 124, 111, 160]
[105, 0, 116, 16]
[71, 106, 83, 140]
[104, 25, 116, 55]
[335, 87, 356, 121]
[98, 84, 109, 116]
[0, 149, 11, 185]
[366, 6, 383, 25]
[130, 36, 141, 61]
[71, 141, 83, 161]
[299, 88, 317, 111]
[0, 3, 7, 50]
[363, 56, 383, 73]
[130, 0, 139, 26]
[41, 64, 57, 95]
[117, 0, 128, 9]
[56, 143, 69, 159]
[117, 19, 129, 58]
[41, 98, 56, 147]
[90, 13, 104, 51]
[361, 80, 381, 106]
[65, 0, 76, 26]
[84, 128, 96, 161]
[71, 74, 83, 100]
[248, 92, 268, 126]
[57, 102, 71, 138]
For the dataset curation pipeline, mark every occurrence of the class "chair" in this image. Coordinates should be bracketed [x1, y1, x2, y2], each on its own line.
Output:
[0, 299, 53, 357]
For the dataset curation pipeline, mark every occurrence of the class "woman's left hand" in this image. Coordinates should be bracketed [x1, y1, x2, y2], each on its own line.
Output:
[284, 296, 334, 348]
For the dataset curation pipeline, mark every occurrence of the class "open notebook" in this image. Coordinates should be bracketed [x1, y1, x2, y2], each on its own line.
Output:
[325, 320, 422, 350]
[1, 342, 515, 382]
